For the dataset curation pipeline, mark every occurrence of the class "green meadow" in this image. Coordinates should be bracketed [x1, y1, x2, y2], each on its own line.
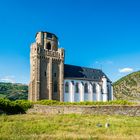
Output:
[0, 114, 140, 140]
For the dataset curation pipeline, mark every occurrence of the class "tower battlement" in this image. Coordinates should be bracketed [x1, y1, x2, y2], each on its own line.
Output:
[35, 31, 58, 51]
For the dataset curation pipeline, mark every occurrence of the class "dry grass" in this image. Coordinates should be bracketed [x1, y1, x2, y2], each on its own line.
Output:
[0, 114, 140, 140]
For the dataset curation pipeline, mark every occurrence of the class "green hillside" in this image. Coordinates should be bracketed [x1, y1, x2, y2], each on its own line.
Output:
[0, 82, 28, 100]
[113, 71, 140, 101]
[1, 70, 140, 102]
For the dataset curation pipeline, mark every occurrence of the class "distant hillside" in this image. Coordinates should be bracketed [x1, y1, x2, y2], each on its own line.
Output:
[1, 72, 140, 102]
[0, 82, 28, 100]
[113, 71, 140, 101]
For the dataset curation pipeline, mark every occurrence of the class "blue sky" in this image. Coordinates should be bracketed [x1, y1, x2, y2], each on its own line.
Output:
[0, 0, 140, 84]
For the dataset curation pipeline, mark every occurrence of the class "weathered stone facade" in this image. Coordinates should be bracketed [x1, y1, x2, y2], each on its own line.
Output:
[29, 32, 64, 101]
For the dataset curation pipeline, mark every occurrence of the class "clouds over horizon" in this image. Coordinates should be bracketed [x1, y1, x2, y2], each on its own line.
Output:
[119, 68, 134, 73]
[0, 75, 16, 83]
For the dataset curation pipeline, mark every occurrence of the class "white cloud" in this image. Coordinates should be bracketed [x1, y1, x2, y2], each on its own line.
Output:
[119, 68, 134, 73]
[0, 75, 16, 83]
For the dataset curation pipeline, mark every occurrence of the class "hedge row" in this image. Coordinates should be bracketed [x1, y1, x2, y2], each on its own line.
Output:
[0, 98, 135, 114]
[0, 98, 32, 114]
[35, 99, 134, 106]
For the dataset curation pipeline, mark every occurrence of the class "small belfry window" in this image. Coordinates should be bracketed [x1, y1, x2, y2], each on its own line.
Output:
[84, 83, 88, 93]
[75, 83, 79, 93]
[65, 82, 69, 93]
[46, 42, 51, 50]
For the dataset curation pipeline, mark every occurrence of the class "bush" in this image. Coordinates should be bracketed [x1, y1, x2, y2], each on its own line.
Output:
[0, 98, 134, 115]
[14, 100, 32, 111]
[34, 100, 61, 105]
[0, 98, 32, 114]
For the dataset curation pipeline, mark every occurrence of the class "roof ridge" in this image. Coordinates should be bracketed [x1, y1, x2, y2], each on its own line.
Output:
[64, 64, 111, 82]
[64, 64, 102, 71]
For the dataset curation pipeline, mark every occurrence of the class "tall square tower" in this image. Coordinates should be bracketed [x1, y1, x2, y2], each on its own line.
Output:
[29, 32, 65, 101]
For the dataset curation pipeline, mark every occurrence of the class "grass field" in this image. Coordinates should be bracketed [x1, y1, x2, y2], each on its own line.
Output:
[0, 114, 140, 140]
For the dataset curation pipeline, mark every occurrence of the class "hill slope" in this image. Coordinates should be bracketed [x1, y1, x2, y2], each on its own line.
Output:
[0, 82, 28, 100]
[113, 71, 140, 101]
[1, 71, 140, 102]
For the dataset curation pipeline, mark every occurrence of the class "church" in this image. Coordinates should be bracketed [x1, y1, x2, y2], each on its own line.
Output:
[28, 31, 113, 102]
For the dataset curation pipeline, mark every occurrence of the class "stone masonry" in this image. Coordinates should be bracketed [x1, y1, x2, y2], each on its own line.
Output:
[27, 105, 140, 116]
[28, 32, 64, 101]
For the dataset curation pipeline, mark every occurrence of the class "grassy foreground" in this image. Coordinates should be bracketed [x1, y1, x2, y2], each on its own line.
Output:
[0, 114, 140, 140]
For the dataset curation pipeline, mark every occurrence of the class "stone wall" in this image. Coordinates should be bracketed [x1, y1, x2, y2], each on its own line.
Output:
[27, 104, 140, 116]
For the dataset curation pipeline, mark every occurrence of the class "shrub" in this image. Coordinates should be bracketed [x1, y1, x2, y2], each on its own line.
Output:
[14, 100, 33, 111]
[0, 98, 134, 114]
[0, 98, 32, 114]
[35, 100, 135, 106]
[34, 100, 61, 105]
[0, 98, 12, 113]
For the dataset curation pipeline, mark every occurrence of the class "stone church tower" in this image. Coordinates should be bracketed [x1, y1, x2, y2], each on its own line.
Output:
[29, 31, 65, 102]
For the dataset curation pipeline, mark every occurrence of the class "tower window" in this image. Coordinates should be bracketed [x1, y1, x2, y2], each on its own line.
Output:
[47, 33, 52, 38]
[46, 42, 51, 50]
[45, 71, 46, 77]
[54, 81, 57, 92]
[54, 73, 56, 77]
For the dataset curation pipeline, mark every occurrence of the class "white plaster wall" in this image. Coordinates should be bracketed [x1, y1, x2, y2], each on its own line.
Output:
[64, 79, 109, 102]
[84, 93, 89, 101]
[84, 82, 91, 101]
[75, 93, 80, 102]
[69, 81, 74, 102]
[80, 82, 84, 101]
[102, 76, 107, 102]
[93, 93, 97, 101]
[96, 83, 102, 101]
[64, 93, 70, 102]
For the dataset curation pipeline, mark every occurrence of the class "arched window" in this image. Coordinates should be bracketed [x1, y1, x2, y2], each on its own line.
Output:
[46, 42, 51, 50]
[65, 82, 69, 93]
[84, 83, 88, 93]
[92, 84, 96, 93]
[107, 85, 110, 93]
[54, 81, 57, 92]
[75, 83, 79, 93]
